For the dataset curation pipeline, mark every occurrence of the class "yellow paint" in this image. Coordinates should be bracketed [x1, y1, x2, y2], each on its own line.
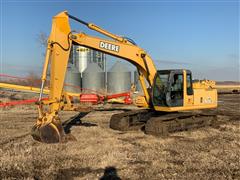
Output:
[215, 85, 240, 89]
[0, 82, 80, 97]
[0, 82, 49, 94]
[154, 104, 217, 112]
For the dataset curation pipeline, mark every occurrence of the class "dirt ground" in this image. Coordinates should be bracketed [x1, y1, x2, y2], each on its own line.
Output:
[0, 91, 239, 179]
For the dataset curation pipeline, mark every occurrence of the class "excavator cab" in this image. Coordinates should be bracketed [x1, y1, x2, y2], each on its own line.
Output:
[152, 69, 193, 108]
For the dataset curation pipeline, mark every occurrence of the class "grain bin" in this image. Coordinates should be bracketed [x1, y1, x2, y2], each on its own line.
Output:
[75, 46, 89, 73]
[82, 63, 105, 92]
[64, 68, 81, 93]
[107, 61, 131, 94]
[70, 45, 106, 74]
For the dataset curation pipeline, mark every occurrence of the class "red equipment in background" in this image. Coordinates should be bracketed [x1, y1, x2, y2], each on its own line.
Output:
[0, 97, 49, 107]
[79, 92, 132, 104]
[79, 94, 103, 104]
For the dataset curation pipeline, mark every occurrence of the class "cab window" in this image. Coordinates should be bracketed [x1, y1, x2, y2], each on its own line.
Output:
[187, 74, 193, 95]
[152, 73, 169, 106]
[172, 74, 183, 92]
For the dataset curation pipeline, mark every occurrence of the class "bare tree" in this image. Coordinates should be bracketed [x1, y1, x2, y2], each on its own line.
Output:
[25, 71, 42, 87]
[37, 31, 48, 48]
[36, 32, 51, 78]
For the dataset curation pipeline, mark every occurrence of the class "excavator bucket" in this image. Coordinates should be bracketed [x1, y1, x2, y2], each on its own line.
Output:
[31, 118, 65, 143]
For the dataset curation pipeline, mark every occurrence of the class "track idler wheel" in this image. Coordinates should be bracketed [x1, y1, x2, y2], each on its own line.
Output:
[31, 118, 65, 143]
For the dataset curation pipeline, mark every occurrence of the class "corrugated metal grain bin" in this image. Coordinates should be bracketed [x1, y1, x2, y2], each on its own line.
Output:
[82, 63, 105, 92]
[107, 61, 131, 94]
[64, 68, 81, 93]
[70, 45, 105, 73]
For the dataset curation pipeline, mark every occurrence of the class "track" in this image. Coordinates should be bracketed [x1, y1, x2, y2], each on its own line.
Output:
[110, 109, 153, 131]
[145, 112, 217, 136]
[218, 91, 240, 95]
[110, 110, 218, 136]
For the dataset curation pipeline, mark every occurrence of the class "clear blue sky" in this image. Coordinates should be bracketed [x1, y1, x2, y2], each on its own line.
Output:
[1, 0, 239, 81]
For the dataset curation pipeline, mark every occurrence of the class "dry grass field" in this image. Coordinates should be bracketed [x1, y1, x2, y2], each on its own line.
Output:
[0, 91, 239, 179]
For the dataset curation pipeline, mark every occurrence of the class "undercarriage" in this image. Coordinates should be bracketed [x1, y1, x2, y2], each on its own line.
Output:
[110, 109, 218, 136]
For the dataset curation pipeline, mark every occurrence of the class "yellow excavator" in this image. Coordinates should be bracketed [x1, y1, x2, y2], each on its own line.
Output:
[32, 11, 217, 143]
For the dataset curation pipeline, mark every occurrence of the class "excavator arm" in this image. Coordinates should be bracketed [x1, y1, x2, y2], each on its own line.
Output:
[33, 11, 157, 143]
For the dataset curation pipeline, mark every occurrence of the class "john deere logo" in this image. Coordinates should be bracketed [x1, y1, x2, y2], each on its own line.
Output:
[99, 41, 119, 52]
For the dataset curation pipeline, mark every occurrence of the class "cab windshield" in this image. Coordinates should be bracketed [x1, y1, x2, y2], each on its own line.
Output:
[152, 72, 169, 106]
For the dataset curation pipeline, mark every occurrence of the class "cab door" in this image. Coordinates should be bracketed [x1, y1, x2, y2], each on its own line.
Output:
[168, 71, 184, 107]
[183, 70, 194, 106]
[152, 70, 194, 108]
[152, 70, 184, 107]
[152, 71, 170, 107]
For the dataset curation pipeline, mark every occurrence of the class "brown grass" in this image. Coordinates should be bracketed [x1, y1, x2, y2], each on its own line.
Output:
[0, 93, 239, 179]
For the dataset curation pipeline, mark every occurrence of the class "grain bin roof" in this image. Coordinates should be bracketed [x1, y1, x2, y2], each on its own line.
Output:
[83, 63, 103, 72]
[109, 61, 130, 72]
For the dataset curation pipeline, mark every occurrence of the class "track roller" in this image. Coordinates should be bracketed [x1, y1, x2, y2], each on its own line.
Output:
[145, 113, 217, 136]
[110, 109, 153, 131]
[110, 115, 130, 131]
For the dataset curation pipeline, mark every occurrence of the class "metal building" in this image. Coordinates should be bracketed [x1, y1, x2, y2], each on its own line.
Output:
[82, 63, 105, 92]
[64, 67, 81, 93]
[75, 46, 89, 73]
[66, 45, 106, 93]
[70, 45, 106, 74]
[107, 61, 131, 94]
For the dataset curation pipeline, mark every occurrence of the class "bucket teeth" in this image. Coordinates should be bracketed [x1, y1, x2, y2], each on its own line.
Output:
[31, 119, 65, 143]
[31, 124, 42, 142]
